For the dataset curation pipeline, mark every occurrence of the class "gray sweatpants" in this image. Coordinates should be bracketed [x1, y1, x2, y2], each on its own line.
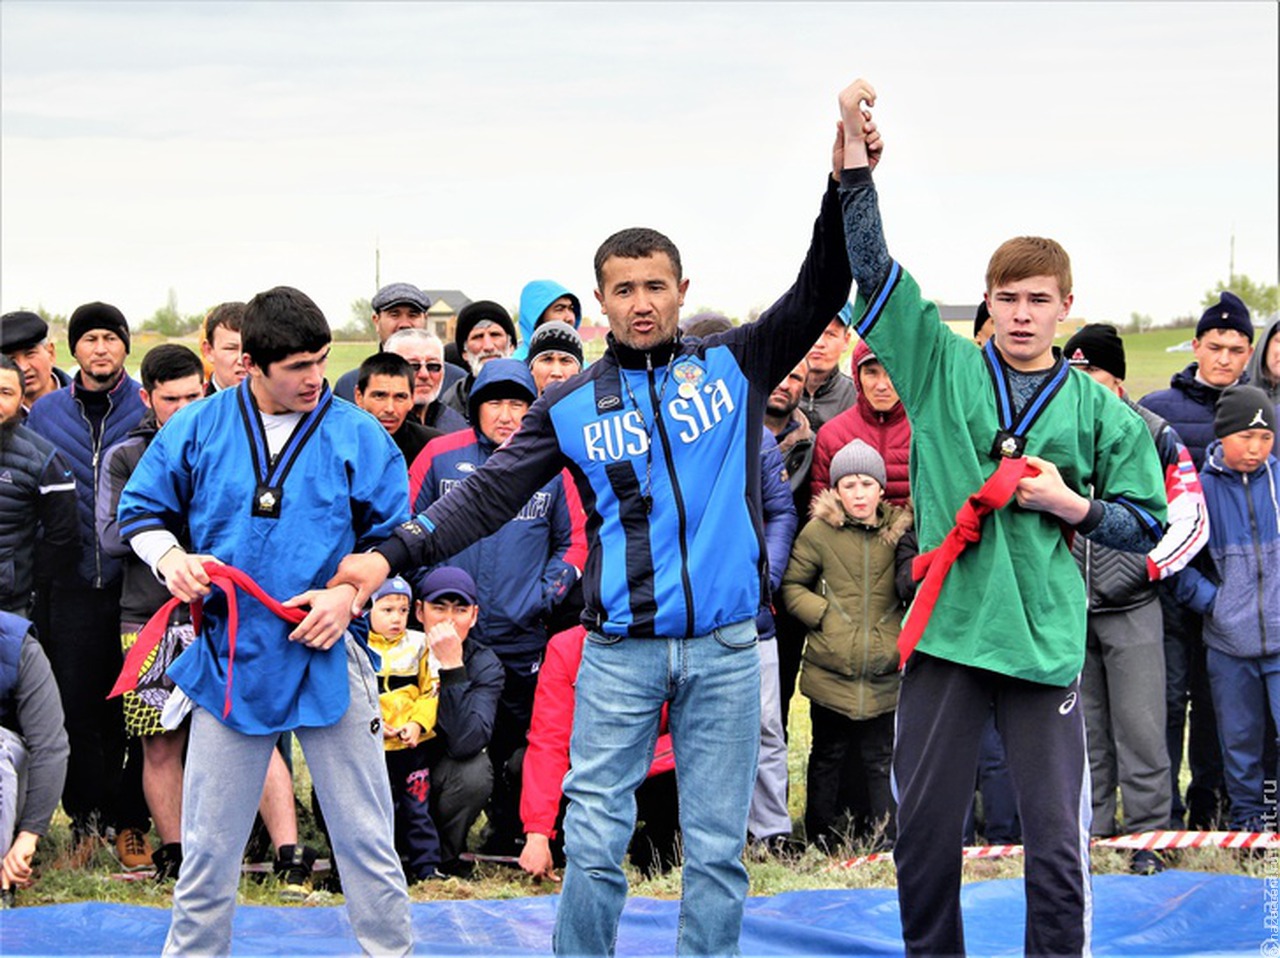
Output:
[163, 634, 412, 957]
[749, 637, 793, 839]
[0, 726, 28, 857]
[1081, 599, 1171, 835]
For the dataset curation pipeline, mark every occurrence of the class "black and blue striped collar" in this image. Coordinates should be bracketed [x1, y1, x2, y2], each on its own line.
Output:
[236, 378, 333, 496]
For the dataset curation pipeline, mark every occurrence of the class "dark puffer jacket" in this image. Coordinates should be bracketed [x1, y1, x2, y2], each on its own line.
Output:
[0, 424, 78, 612]
[25, 373, 146, 588]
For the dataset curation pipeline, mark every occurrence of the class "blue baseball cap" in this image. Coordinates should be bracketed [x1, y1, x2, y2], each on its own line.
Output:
[413, 566, 477, 605]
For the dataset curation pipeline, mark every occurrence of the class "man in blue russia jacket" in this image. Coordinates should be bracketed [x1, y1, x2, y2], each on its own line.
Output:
[407, 358, 583, 856]
[25, 301, 149, 863]
[332, 116, 876, 955]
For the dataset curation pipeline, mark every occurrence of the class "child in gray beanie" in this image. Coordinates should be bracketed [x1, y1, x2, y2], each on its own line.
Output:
[780, 437, 915, 850]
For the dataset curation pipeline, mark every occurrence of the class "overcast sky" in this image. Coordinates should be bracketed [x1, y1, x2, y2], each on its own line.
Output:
[2, 1, 1276, 334]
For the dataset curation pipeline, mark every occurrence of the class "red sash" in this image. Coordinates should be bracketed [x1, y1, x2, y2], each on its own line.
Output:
[897, 457, 1039, 667]
[109, 563, 306, 718]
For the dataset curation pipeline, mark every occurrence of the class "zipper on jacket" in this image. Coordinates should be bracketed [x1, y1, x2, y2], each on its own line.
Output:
[646, 352, 696, 638]
[858, 530, 871, 716]
[1243, 474, 1269, 654]
[79, 393, 112, 590]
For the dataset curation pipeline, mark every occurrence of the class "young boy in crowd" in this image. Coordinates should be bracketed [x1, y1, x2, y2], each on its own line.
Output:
[1173, 385, 1279, 831]
[834, 78, 1166, 956]
[365, 575, 443, 882]
[780, 439, 915, 850]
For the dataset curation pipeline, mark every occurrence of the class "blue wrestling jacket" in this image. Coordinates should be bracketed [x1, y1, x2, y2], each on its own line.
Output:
[376, 178, 851, 639]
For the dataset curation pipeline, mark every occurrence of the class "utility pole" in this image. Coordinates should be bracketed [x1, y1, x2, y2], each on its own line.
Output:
[1229, 229, 1235, 287]
[375, 238, 381, 291]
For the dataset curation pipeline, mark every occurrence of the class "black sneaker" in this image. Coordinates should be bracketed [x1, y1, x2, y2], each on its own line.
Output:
[152, 842, 183, 882]
[1130, 849, 1166, 875]
[273, 844, 318, 901]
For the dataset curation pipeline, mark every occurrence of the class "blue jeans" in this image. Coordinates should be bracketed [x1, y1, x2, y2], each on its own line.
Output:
[1206, 647, 1280, 830]
[553, 620, 760, 957]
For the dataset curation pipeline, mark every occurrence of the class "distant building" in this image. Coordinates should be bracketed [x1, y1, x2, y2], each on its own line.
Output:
[422, 289, 472, 343]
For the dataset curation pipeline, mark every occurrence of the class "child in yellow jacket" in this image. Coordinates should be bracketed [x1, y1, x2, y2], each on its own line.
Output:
[366, 576, 442, 881]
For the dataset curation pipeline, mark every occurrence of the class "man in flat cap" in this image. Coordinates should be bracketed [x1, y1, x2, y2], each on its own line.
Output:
[334, 282, 433, 402]
[0, 312, 72, 421]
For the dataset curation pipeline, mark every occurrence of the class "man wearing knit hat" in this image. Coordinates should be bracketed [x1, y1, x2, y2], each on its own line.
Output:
[1139, 292, 1254, 830]
[1, 312, 72, 417]
[1063, 323, 1210, 871]
[441, 301, 518, 422]
[25, 301, 149, 867]
[526, 322, 584, 396]
[1172, 384, 1278, 832]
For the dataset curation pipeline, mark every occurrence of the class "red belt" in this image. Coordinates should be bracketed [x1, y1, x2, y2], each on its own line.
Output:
[109, 562, 305, 718]
[898, 457, 1039, 667]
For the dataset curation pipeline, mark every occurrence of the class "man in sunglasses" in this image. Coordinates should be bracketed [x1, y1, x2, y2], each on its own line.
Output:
[384, 329, 468, 433]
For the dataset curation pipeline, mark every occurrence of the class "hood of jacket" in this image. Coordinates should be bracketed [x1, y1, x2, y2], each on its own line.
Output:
[516, 280, 581, 359]
[466, 357, 537, 429]
[1246, 316, 1280, 401]
[811, 488, 912, 546]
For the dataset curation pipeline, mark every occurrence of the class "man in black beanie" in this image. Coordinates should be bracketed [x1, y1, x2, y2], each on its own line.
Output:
[25, 301, 152, 868]
[441, 301, 518, 422]
[1138, 291, 1255, 830]
[525, 322, 584, 396]
[1063, 323, 1210, 870]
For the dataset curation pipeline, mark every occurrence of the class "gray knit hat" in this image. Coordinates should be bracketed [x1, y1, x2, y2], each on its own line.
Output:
[829, 438, 886, 489]
[526, 321, 584, 368]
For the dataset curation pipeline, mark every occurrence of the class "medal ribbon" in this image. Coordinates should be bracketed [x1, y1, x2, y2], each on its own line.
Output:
[983, 340, 1072, 453]
[109, 562, 307, 718]
[897, 456, 1039, 667]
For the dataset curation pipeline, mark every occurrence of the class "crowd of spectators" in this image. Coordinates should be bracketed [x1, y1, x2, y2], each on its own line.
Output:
[1, 256, 1277, 922]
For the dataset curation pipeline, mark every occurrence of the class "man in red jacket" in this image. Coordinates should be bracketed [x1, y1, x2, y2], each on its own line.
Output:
[810, 340, 911, 505]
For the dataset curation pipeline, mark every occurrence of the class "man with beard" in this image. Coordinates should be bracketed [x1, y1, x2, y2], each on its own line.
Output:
[440, 301, 518, 422]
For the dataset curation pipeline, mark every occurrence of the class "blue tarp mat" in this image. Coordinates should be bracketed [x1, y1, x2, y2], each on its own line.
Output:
[0, 872, 1261, 956]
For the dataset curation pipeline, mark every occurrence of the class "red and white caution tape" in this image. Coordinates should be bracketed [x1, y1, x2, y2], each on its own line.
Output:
[1093, 829, 1279, 852]
[834, 830, 1279, 870]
